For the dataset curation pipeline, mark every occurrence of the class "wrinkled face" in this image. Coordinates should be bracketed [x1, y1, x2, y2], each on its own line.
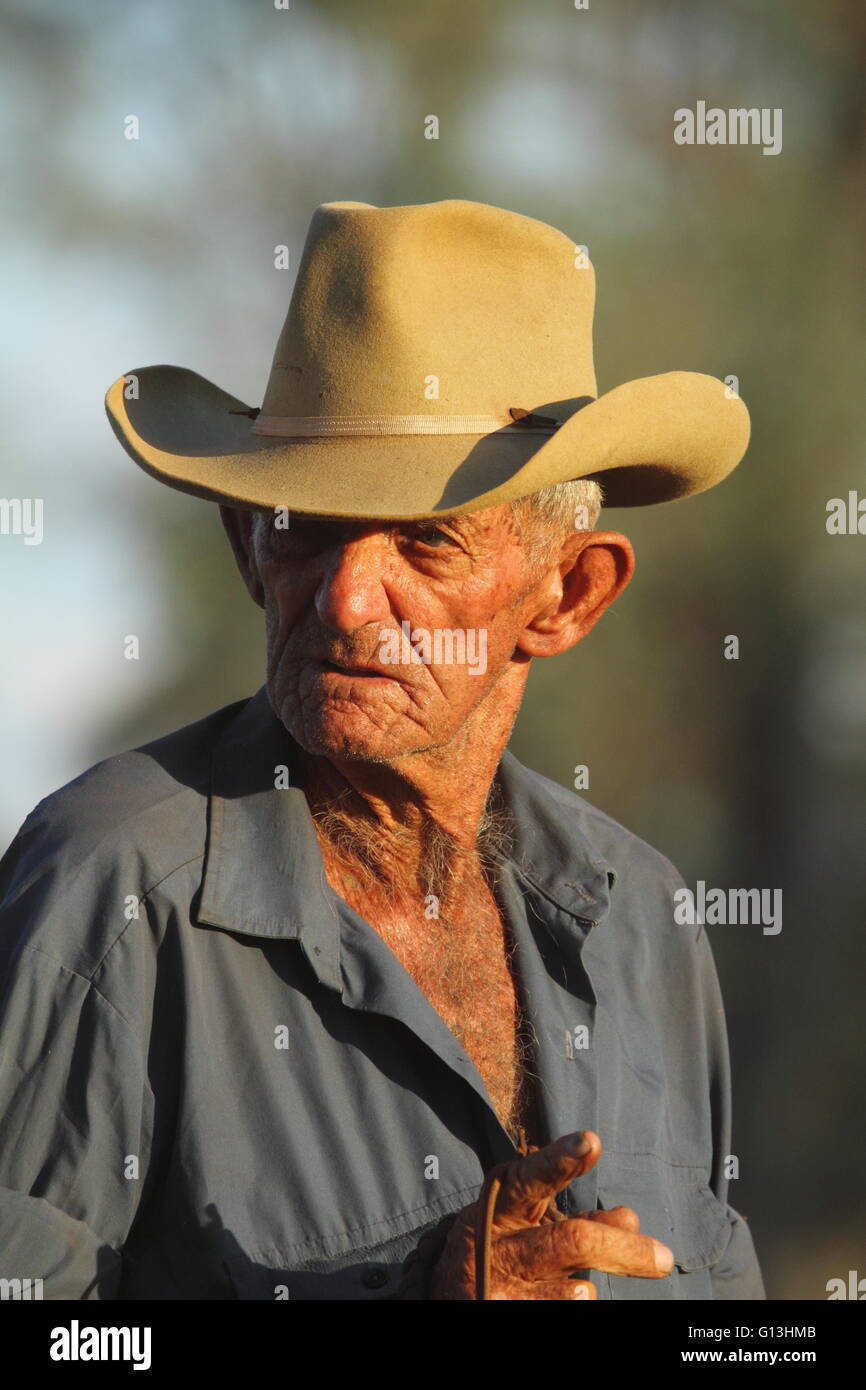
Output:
[247, 506, 550, 765]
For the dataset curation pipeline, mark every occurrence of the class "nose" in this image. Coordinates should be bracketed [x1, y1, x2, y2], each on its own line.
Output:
[314, 529, 394, 636]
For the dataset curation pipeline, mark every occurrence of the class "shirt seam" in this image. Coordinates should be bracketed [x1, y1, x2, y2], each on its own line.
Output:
[0, 944, 143, 1033]
[1, 854, 205, 1004]
[603, 1149, 712, 1172]
[91, 854, 206, 984]
[26, 782, 199, 904]
[241, 1183, 482, 1265]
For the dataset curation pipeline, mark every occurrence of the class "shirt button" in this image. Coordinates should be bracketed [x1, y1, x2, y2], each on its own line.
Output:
[361, 1265, 389, 1290]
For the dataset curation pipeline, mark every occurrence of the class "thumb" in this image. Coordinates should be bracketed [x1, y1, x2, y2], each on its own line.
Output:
[493, 1130, 602, 1229]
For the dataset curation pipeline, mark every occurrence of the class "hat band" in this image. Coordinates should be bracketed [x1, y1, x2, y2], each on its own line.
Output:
[250, 412, 559, 439]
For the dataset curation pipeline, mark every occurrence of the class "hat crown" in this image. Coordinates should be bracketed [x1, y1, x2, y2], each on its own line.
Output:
[260, 199, 598, 420]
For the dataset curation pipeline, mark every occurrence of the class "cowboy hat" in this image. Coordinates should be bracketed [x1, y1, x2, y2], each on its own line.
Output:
[105, 198, 749, 517]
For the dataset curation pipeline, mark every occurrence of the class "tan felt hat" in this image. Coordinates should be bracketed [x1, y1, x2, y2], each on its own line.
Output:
[105, 198, 750, 517]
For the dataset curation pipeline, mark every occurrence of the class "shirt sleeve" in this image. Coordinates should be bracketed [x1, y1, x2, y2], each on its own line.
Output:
[710, 1204, 767, 1300]
[0, 815, 153, 1300]
[693, 923, 767, 1300]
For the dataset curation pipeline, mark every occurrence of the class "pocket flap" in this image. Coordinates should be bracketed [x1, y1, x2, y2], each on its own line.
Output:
[666, 1182, 734, 1271]
[597, 1161, 732, 1272]
[224, 1226, 423, 1300]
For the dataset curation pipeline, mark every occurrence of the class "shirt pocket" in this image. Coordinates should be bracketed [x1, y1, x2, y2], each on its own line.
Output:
[223, 1226, 422, 1301]
[597, 1155, 733, 1300]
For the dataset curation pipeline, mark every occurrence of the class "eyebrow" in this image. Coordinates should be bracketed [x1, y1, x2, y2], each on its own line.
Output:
[271, 515, 479, 547]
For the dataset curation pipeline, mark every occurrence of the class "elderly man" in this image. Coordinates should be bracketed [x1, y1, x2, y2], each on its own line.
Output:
[0, 199, 764, 1300]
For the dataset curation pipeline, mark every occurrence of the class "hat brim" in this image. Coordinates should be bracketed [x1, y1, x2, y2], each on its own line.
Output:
[105, 365, 749, 516]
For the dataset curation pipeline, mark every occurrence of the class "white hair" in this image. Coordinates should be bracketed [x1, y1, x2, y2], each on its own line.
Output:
[519, 476, 603, 529]
[512, 476, 604, 565]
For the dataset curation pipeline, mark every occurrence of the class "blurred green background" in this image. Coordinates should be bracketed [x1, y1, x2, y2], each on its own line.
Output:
[2, 0, 864, 1299]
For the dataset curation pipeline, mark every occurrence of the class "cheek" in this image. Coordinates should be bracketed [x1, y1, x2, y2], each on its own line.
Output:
[422, 624, 516, 702]
[404, 574, 532, 691]
[443, 553, 530, 621]
[262, 600, 308, 694]
[260, 567, 314, 650]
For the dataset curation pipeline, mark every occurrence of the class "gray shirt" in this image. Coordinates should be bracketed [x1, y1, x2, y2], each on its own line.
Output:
[0, 686, 765, 1300]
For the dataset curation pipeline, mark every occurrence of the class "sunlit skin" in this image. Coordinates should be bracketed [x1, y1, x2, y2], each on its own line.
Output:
[220, 499, 676, 1297]
[220, 503, 632, 849]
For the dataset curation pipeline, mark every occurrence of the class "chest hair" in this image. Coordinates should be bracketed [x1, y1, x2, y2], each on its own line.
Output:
[330, 860, 541, 1142]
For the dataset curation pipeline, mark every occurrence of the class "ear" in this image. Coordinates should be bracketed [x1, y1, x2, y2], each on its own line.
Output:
[219, 505, 265, 609]
[516, 531, 635, 658]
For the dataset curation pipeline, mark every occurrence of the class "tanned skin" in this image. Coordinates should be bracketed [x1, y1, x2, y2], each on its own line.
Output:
[220, 499, 675, 1299]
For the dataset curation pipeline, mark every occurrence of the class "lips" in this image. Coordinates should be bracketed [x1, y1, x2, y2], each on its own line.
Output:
[320, 658, 396, 680]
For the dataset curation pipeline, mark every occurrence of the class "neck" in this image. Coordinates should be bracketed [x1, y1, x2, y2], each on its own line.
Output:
[297, 686, 522, 908]
[299, 751, 514, 906]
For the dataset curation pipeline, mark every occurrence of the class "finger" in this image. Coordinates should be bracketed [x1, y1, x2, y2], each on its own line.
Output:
[578, 1205, 641, 1234]
[497, 1215, 674, 1281]
[493, 1130, 602, 1226]
[492, 1279, 597, 1302]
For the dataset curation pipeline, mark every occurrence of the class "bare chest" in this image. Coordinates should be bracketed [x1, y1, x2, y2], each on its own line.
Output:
[340, 874, 540, 1142]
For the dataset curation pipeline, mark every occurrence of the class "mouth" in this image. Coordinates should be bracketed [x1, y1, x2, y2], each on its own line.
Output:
[319, 658, 401, 683]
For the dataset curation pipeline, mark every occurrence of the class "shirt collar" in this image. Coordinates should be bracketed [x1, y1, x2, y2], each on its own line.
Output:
[197, 685, 344, 990]
[196, 686, 614, 978]
[495, 748, 615, 924]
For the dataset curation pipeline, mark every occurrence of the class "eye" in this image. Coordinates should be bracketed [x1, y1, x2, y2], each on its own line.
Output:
[409, 523, 454, 549]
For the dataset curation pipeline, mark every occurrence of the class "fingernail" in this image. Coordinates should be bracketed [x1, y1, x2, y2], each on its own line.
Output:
[652, 1239, 674, 1274]
[566, 1132, 592, 1157]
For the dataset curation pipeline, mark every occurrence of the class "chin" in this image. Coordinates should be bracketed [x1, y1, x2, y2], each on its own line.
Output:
[279, 697, 422, 765]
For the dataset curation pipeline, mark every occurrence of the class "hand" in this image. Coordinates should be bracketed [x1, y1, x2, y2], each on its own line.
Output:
[430, 1130, 675, 1300]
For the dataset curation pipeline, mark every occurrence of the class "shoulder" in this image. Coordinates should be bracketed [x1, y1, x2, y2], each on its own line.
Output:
[512, 758, 686, 894]
[504, 755, 699, 971]
[4, 696, 247, 880]
[0, 696, 249, 972]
